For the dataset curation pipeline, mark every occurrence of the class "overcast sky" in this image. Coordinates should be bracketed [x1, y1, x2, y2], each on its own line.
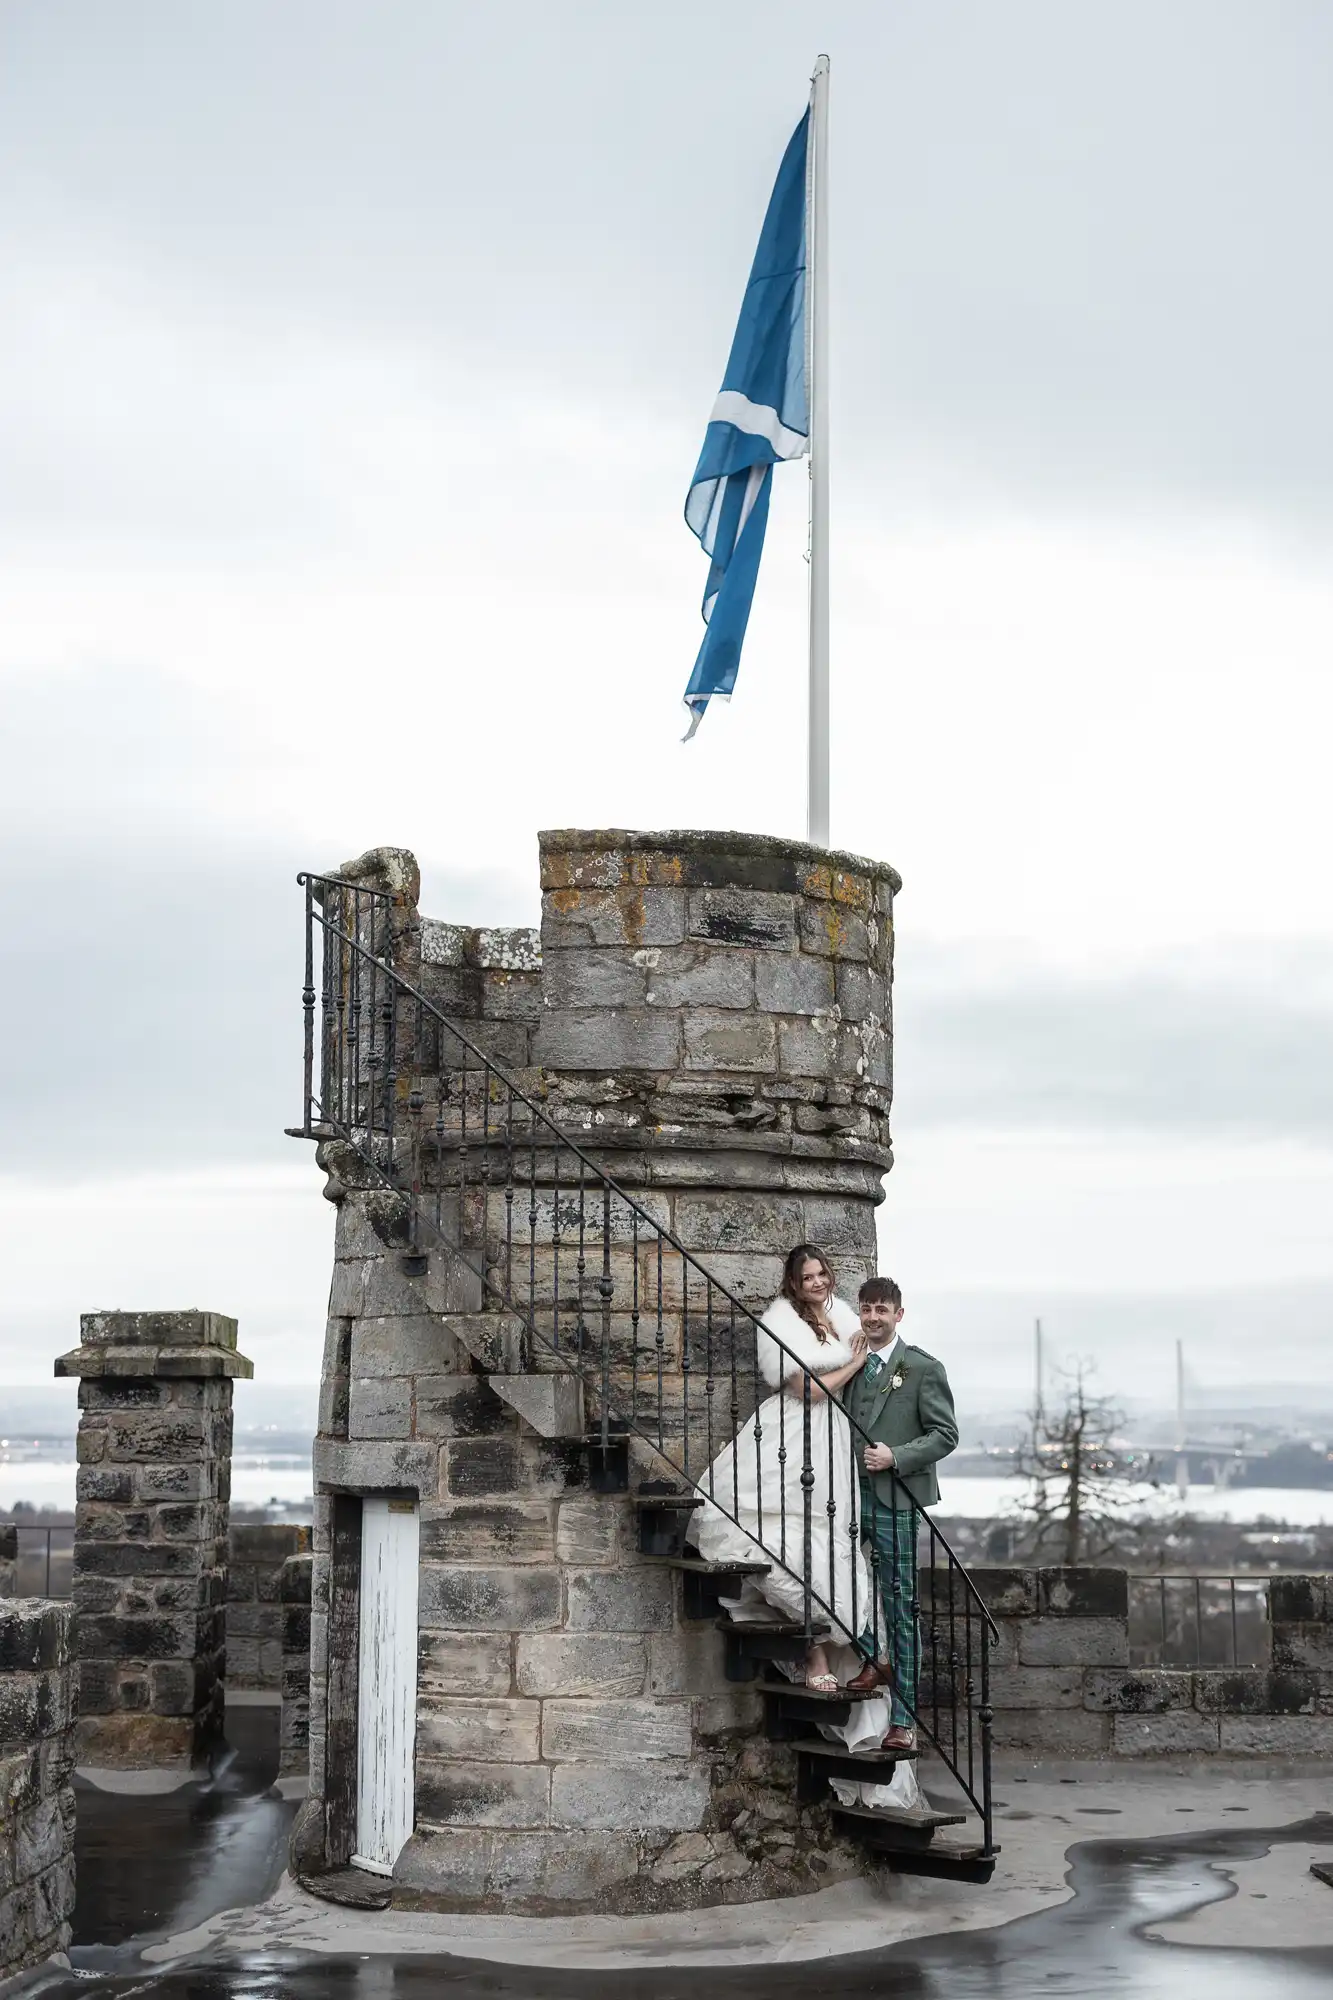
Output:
[2, 1, 1331, 1414]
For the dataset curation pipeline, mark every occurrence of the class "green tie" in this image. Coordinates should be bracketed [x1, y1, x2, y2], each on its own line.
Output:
[865, 1351, 883, 1381]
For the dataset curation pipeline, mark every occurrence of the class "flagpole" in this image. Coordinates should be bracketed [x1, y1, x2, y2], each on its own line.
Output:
[806, 53, 831, 848]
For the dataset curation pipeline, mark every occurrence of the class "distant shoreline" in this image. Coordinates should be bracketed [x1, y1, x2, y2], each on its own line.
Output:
[6, 1460, 1333, 1528]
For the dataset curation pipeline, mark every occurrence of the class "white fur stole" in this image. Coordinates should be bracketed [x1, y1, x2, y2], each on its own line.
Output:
[756, 1292, 861, 1391]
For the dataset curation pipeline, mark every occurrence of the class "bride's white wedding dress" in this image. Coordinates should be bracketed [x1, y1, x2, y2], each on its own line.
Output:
[692, 1293, 872, 1645]
[692, 1290, 924, 1815]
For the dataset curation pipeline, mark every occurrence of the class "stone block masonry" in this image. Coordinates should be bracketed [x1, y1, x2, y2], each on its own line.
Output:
[226, 1524, 312, 1690]
[0, 1600, 77, 1984]
[279, 1552, 313, 1777]
[55, 1310, 252, 1770]
[969, 1567, 1333, 1757]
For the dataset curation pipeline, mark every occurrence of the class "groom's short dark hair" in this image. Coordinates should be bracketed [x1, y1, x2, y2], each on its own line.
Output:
[859, 1276, 902, 1307]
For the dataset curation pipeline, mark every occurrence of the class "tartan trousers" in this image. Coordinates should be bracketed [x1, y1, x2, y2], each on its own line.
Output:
[858, 1492, 919, 1728]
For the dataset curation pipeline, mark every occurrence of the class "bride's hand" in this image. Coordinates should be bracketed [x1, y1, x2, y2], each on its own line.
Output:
[850, 1333, 870, 1366]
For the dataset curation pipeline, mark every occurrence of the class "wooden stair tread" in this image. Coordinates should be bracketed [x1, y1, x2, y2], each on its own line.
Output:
[831, 1802, 964, 1829]
[761, 1679, 879, 1704]
[641, 1557, 770, 1575]
[715, 1616, 830, 1640]
[788, 1737, 918, 1766]
[634, 1492, 704, 1510]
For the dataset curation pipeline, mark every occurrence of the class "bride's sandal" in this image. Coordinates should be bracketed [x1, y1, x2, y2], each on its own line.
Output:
[805, 1671, 839, 1693]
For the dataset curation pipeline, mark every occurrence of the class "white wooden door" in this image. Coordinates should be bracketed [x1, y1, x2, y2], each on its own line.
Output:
[354, 1496, 419, 1875]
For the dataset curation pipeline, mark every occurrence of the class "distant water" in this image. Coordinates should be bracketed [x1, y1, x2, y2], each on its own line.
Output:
[5, 1457, 1333, 1526]
[936, 1473, 1333, 1528]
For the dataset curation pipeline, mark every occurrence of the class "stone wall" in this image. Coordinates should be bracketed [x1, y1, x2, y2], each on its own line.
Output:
[0, 1599, 77, 1983]
[300, 829, 900, 1911]
[279, 1552, 313, 1778]
[55, 1310, 252, 1769]
[973, 1566, 1333, 1757]
[226, 1524, 311, 1689]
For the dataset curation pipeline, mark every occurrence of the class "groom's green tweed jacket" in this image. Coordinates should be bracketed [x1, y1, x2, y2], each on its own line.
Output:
[842, 1341, 959, 1510]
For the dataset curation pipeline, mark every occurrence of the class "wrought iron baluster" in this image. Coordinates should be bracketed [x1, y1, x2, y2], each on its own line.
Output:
[407, 993, 425, 1266]
[630, 1208, 640, 1431]
[729, 1301, 739, 1523]
[979, 1622, 995, 1859]
[527, 1110, 538, 1325]
[866, 1481, 882, 1662]
[1230, 1577, 1239, 1669]
[752, 1310, 763, 1548]
[888, 1487, 904, 1723]
[847, 1410, 859, 1656]
[575, 1159, 587, 1356]
[826, 1366, 837, 1621]
[964, 1579, 975, 1793]
[480, 1055, 493, 1276]
[930, 1521, 941, 1756]
[910, 1494, 923, 1737]
[599, 1182, 613, 1454]
[319, 902, 335, 1128]
[777, 1364, 787, 1565]
[334, 889, 348, 1132]
[680, 1260, 691, 1480]
[551, 1150, 561, 1352]
[301, 878, 315, 1135]
[353, 889, 367, 1135]
[502, 1090, 514, 1305]
[704, 1282, 715, 1497]
[1194, 1574, 1203, 1667]
[360, 891, 376, 1142]
[382, 968, 397, 1172]
[800, 1370, 814, 1640]
[433, 1063, 446, 1243]
[947, 1521, 959, 1768]
[457, 1034, 470, 1240]
[655, 1236, 664, 1449]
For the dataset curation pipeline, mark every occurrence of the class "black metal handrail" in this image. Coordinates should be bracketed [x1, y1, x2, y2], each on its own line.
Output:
[295, 870, 996, 1849]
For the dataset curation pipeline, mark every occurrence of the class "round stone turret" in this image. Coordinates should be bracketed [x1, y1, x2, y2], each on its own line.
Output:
[301, 828, 902, 1914]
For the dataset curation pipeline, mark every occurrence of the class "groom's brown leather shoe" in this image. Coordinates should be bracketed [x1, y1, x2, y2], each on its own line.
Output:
[843, 1660, 892, 1694]
[881, 1725, 916, 1752]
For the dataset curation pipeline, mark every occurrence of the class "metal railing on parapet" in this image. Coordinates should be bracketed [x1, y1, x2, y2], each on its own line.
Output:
[1129, 1573, 1269, 1669]
[6, 1525, 74, 1599]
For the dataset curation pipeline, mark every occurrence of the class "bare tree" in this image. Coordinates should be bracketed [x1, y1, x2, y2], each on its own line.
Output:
[1011, 1363, 1130, 1566]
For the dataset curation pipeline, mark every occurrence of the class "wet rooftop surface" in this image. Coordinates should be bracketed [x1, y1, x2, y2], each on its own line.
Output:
[26, 1709, 1333, 1999]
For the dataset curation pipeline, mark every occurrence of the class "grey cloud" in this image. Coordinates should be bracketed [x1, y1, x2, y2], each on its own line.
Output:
[1, 1, 1331, 530]
[896, 945, 1333, 1142]
[890, 1280, 1333, 1416]
[0, 666, 527, 1170]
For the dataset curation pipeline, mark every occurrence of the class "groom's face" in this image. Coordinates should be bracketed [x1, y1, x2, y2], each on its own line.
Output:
[860, 1298, 903, 1345]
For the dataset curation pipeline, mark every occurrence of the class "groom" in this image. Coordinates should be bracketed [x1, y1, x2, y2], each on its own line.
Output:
[843, 1277, 958, 1750]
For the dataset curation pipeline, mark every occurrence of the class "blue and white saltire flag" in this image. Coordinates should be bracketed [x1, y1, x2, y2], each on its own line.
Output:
[682, 110, 811, 738]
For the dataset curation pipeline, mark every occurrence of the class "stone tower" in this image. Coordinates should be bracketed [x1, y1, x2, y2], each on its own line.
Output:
[55, 1309, 252, 1769]
[296, 828, 900, 1910]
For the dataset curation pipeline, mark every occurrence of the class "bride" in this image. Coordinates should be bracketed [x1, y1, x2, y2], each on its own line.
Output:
[692, 1242, 872, 1692]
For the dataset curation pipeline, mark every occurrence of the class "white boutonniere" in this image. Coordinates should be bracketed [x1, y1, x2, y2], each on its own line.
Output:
[890, 1370, 906, 1391]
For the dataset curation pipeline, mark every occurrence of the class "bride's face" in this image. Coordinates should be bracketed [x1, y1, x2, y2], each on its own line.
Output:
[797, 1258, 831, 1305]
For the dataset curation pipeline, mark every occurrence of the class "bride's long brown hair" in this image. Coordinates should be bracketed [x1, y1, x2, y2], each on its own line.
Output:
[780, 1242, 837, 1343]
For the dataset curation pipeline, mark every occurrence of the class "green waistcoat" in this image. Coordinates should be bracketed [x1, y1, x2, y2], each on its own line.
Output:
[842, 1339, 959, 1511]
